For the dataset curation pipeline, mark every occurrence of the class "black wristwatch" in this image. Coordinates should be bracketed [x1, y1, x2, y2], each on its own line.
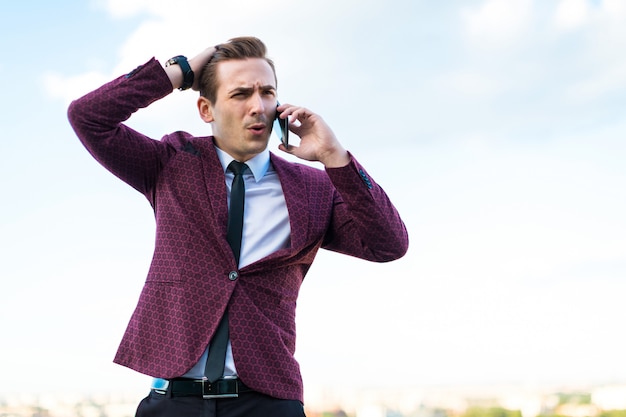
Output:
[166, 55, 194, 91]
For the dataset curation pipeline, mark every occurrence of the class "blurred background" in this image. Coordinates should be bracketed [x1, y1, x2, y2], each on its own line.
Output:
[1, 0, 625, 416]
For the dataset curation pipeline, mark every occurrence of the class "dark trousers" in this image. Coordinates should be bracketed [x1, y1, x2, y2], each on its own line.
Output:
[135, 389, 307, 417]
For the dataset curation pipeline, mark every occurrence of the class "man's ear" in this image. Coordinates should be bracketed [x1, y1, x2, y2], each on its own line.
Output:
[197, 96, 214, 123]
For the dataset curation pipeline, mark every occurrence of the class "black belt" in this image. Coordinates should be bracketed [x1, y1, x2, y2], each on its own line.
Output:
[158, 378, 252, 399]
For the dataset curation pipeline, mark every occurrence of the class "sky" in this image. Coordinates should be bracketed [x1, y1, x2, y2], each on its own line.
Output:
[1, 0, 625, 407]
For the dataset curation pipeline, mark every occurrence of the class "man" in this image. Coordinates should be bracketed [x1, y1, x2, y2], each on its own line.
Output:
[68, 37, 408, 417]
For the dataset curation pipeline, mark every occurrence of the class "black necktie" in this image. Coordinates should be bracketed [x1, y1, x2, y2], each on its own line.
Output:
[205, 161, 248, 382]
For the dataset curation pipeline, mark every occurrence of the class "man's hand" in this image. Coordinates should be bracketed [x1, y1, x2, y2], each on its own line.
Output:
[276, 104, 350, 168]
[164, 45, 219, 91]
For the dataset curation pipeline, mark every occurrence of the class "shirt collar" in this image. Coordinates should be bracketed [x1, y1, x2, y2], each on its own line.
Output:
[214, 146, 270, 183]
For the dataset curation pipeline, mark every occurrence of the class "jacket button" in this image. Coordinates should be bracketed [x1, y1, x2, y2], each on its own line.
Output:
[228, 271, 239, 281]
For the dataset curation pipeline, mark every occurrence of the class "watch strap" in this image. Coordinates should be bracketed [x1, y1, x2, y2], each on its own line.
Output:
[166, 55, 194, 91]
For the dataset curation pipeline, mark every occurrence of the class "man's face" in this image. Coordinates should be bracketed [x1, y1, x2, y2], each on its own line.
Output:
[207, 58, 277, 162]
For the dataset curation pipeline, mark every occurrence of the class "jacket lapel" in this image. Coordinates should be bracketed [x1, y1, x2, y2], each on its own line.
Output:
[270, 153, 310, 252]
[194, 137, 231, 254]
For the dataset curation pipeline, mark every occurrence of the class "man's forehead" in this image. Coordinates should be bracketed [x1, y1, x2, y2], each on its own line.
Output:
[217, 58, 277, 89]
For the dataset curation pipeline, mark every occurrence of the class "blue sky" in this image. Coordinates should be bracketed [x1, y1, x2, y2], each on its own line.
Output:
[1, 0, 625, 405]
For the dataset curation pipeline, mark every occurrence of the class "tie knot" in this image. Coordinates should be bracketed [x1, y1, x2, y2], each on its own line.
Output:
[228, 160, 249, 176]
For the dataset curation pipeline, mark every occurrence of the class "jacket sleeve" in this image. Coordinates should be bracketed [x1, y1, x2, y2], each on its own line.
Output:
[322, 154, 409, 262]
[67, 58, 176, 196]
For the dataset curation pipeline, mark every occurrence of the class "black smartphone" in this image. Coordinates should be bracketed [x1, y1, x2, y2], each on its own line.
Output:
[273, 102, 289, 148]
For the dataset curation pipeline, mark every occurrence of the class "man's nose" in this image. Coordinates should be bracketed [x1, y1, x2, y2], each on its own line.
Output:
[249, 93, 266, 115]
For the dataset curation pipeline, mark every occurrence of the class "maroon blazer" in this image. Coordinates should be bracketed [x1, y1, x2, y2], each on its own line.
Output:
[67, 58, 408, 402]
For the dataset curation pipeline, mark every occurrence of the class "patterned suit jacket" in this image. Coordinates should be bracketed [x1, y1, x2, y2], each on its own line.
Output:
[67, 58, 409, 402]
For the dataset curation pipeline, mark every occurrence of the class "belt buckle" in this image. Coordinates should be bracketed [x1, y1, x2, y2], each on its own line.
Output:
[202, 378, 239, 399]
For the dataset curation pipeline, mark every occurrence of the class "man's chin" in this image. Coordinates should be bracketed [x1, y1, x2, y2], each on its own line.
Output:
[242, 137, 270, 157]
[247, 134, 271, 148]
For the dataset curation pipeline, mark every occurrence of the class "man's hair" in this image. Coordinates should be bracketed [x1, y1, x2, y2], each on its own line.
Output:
[199, 36, 277, 103]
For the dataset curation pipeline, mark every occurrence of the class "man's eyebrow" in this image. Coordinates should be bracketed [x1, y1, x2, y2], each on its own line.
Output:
[228, 85, 276, 94]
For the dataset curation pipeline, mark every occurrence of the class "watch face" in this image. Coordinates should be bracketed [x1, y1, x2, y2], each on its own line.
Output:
[166, 56, 184, 67]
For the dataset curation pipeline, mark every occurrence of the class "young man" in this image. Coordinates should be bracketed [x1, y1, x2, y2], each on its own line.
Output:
[68, 37, 408, 417]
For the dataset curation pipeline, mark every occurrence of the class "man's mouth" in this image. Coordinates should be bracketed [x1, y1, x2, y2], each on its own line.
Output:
[247, 123, 267, 135]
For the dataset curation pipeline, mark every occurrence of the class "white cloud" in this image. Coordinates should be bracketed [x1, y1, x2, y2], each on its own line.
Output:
[99, 0, 218, 19]
[433, 70, 506, 99]
[43, 71, 110, 105]
[462, 0, 534, 49]
[550, 0, 626, 102]
[96, 0, 143, 18]
[565, 60, 626, 101]
[554, 0, 626, 32]
[554, 0, 589, 30]
[95, 0, 278, 65]
[603, 0, 626, 18]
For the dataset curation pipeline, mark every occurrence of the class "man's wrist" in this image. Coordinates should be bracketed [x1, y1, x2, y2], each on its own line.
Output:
[320, 149, 350, 168]
[165, 55, 194, 90]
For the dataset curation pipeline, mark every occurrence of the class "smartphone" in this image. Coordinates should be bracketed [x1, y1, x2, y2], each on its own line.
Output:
[273, 102, 289, 148]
